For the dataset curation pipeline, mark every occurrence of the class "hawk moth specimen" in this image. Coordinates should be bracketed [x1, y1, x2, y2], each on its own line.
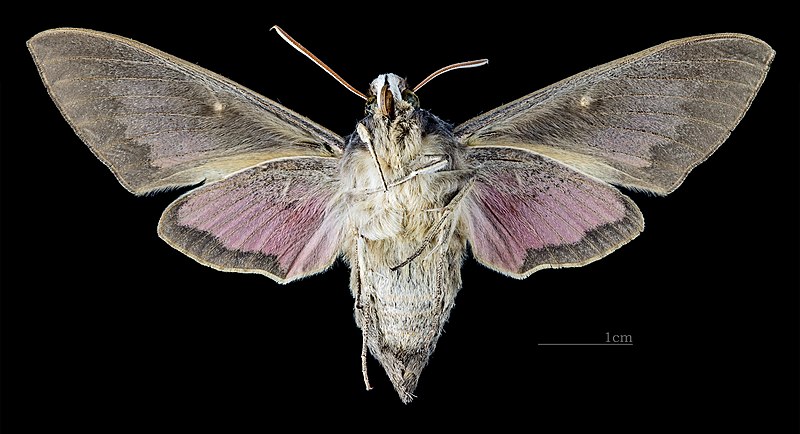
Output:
[28, 28, 773, 403]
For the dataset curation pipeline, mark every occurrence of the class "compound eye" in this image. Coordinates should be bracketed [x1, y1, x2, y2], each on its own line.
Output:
[402, 89, 419, 109]
[365, 95, 376, 115]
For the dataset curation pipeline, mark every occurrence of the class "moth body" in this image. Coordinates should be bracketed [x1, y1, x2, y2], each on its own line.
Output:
[339, 74, 471, 401]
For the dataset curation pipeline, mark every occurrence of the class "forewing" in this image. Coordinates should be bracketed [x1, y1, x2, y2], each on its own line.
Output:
[461, 147, 643, 278]
[457, 34, 774, 195]
[28, 28, 344, 195]
[158, 157, 343, 284]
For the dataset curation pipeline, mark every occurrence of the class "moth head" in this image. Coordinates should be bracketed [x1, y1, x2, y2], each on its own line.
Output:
[365, 73, 419, 119]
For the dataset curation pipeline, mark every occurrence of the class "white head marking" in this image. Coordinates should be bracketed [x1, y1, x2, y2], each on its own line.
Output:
[370, 73, 406, 117]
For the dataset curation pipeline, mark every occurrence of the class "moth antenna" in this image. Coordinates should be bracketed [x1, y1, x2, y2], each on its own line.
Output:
[413, 59, 489, 93]
[271, 25, 368, 100]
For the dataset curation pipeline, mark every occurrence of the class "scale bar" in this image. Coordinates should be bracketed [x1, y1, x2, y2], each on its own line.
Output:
[538, 343, 633, 346]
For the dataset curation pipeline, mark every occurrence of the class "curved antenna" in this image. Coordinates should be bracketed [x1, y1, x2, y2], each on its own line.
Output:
[413, 59, 489, 93]
[271, 26, 367, 100]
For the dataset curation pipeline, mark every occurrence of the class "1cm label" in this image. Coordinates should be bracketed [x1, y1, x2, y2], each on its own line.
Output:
[605, 332, 633, 343]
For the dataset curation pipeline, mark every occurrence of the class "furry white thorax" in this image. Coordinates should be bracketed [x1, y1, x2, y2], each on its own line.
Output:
[347, 116, 433, 241]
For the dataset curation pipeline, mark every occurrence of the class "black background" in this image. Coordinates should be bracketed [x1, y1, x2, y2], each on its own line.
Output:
[2, 4, 798, 430]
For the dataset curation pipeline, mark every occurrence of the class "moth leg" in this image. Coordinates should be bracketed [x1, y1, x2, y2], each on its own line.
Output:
[361, 333, 371, 391]
[355, 234, 372, 391]
[390, 178, 475, 271]
[386, 157, 448, 189]
[357, 123, 388, 191]
[357, 157, 449, 195]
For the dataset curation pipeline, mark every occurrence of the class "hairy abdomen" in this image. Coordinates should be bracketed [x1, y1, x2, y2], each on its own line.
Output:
[356, 234, 466, 347]
[349, 219, 467, 402]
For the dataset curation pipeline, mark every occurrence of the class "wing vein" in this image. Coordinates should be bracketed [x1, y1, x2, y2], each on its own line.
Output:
[643, 58, 767, 69]
[201, 185, 266, 250]
[595, 93, 744, 111]
[526, 185, 597, 264]
[118, 127, 211, 141]
[553, 181, 613, 252]
[621, 76, 753, 87]
[608, 109, 730, 131]
[73, 111, 220, 128]
[52, 76, 196, 86]
[38, 55, 164, 66]
[480, 188, 539, 266]
[564, 181, 627, 247]
[64, 94, 203, 106]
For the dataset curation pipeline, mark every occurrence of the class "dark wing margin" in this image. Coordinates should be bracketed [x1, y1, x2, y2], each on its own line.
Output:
[456, 33, 774, 195]
[28, 28, 344, 195]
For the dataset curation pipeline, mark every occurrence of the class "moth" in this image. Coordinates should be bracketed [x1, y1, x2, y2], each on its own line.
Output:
[28, 28, 773, 403]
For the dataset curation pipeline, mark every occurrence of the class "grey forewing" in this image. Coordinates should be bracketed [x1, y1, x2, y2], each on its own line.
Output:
[28, 28, 344, 195]
[455, 34, 774, 195]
